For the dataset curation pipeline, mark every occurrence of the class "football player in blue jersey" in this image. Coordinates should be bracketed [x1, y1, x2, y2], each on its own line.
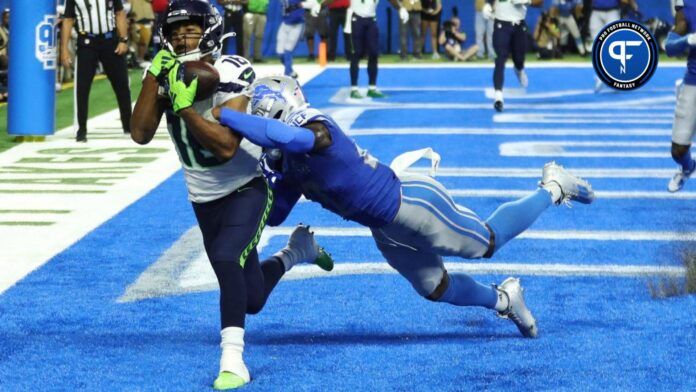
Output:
[277, 0, 321, 78]
[214, 75, 596, 339]
[130, 1, 332, 389]
[665, 0, 696, 192]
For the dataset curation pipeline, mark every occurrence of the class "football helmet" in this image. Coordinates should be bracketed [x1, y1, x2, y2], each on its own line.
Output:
[249, 76, 308, 122]
[159, 0, 223, 62]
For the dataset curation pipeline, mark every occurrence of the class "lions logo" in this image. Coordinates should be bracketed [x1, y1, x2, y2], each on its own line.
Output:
[35, 15, 58, 70]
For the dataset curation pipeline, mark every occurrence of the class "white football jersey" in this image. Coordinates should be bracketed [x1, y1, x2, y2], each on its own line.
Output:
[351, 0, 378, 18]
[167, 55, 262, 204]
[494, 1, 528, 22]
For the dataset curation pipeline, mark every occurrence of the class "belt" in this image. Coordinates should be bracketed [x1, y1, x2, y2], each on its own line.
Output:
[495, 19, 525, 26]
[79, 31, 114, 39]
[592, 7, 619, 11]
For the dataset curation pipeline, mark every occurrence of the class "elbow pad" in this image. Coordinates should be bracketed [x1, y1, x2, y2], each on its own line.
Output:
[665, 31, 690, 57]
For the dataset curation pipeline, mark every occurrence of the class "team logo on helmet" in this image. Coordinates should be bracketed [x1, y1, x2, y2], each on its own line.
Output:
[592, 20, 658, 90]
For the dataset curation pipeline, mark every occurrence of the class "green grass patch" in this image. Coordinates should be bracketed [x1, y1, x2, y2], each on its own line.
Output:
[648, 249, 696, 298]
[0, 69, 143, 153]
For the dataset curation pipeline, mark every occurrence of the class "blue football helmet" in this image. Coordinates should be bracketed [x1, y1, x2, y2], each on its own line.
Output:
[159, 0, 223, 62]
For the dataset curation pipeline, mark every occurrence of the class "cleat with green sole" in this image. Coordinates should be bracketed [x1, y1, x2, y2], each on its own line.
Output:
[367, 89, 386, 98]
[350, 90, 363, 99]
[314, 248, 334, 271]
[213, 372, 248, 390]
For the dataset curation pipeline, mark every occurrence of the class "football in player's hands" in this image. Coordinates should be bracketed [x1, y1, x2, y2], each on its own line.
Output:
[182, 61, 220, 101]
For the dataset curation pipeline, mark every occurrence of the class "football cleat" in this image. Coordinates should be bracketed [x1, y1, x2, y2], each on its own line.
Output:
[668, 165, 694, 192]
[367, 89, 387, 99]
[540, 161, 595, 205]
[213, 371, 247, 390]
[495, 277, 538, 338]
[286, 224, 334, 271]
[494, 100, 504, 112]
[515, 69, 528, 89]
[350, 90, 364, 99]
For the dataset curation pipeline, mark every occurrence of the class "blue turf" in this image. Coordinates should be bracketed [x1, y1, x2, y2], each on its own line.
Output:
[1, 66, 695, 391]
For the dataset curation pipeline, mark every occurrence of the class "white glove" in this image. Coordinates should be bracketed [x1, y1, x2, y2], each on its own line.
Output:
[344, 7, 353, 34]
[482, 3, 494, 20]
[511, 0, 531, 4]
[688, 33, 696, 46]
[311, 2, 321, 17]
[399, 7, 409, 23]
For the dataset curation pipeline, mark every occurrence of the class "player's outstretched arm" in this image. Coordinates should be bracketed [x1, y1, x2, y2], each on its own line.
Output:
[131, 74, 167, 145]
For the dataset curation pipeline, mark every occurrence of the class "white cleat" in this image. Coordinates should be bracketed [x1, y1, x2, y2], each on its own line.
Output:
[515, 69, 529, 89]
[495, 277, 538, 338]
[540, 161, 595, 205]
[284, 224, 334, 271]
[668, 166, 693, 192]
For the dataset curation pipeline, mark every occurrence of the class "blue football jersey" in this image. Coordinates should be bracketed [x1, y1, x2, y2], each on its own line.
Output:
[280, 111, 401, 228]
[280, 0, 305, 25]
[592, 0, 620, 9]
[684, 0, 696, 85]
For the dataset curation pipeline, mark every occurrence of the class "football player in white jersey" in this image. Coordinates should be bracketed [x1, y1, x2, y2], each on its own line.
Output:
[482, 0, 543, 112]
[130, 0, 332, 390]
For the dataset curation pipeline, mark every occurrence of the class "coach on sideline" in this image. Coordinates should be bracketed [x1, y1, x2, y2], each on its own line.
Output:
[61, 0, 132, 142]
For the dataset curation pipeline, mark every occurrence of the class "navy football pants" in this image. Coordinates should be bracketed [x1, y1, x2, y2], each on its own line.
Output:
[492, 19, 527, 90]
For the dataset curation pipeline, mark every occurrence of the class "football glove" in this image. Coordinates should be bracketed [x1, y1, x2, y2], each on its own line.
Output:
[167, 63, 198, 113]
[688, 33, 696, 46]
[147, 49, 178, 83]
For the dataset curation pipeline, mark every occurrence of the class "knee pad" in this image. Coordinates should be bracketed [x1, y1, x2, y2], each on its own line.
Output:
[425, 271, 450, 301]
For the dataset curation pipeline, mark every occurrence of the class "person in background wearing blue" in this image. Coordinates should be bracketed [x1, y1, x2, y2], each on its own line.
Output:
[665, 0, 696, 192]
[277, 0, 320, 78]
[550, 0, 586, 56]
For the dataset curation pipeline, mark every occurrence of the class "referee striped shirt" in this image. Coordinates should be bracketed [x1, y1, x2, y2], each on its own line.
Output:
[63, 0, 124, 35]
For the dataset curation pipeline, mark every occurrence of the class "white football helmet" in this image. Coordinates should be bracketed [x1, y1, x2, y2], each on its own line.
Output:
[249, 76, 308, 122]
[213, 55, 256, 106]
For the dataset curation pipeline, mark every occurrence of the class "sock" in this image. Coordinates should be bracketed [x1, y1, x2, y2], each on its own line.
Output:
[485, 188, 553, 252]
[351, 86, 359, 92]
[274, 248, 300, 272]
[675, 148, 696, 173]
[283, 50, 293, 75]
[575, 38, 586, 55]
[220, 327, 250, 382]
[368, 84, 377, 91]
[437, 273, 498, 309]
[494, 89, 503, 102]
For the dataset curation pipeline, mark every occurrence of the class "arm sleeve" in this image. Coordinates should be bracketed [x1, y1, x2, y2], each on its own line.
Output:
[267, 180, 303, 226]
[64, 0, 76, 18]
[665, 31, 691, 57]
[219, 108, 316, 153]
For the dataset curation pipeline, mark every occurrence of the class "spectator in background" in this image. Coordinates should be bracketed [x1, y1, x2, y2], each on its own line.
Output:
[551, 0, 586, 56]
[243, 0, 268, 62]
[400, 0, 423, 60]
[534, 11, 562, 59]
[475, 0, 494, 59]
[219, 0, 247, 55]
[438, 17, 478, 62]
[151, 0, 169, 51]
[277, 0, 318, 77]
[327, 0, 350, 62]
[129, 0, 156, 67]
[0, 8, 8, 103]
[347, 0, 409, 98]
[61, 0, 132, 142]
[305, 2, 329, 61]
[420, 0, 441, 59]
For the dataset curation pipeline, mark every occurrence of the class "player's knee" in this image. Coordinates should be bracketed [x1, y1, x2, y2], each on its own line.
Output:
[246, 297, 266, 315]
[671, 143, 691, 160]
[425, 272, 450, 301]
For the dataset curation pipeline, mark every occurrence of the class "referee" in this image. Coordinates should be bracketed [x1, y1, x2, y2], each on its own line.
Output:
[61, 0, 132, 142]
[483, 0, 542, 112]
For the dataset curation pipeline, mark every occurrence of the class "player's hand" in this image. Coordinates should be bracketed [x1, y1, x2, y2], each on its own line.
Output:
[399, 7, 409, 23]
[61, 47, 72, 68]
[115, 42, 128, 55]
[688, 33, 696, 46]
[167, 63, 198, 113]
[482, 3, 494, 20]
[147, 49, 178, 83]
[344, 8, 353, 34]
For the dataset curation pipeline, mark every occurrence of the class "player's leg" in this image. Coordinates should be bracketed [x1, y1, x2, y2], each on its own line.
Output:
[99, 43, 132, 134]
[669, 83, 696, 192]
[511, 23, 528, 89]
[366, 19, 384, 98]
[492, 20, 512, 111]
[276, 23, 293, 76]
[74, 43, 99, 141]
[349, 17, 366, 98]
[305, 13, 317, 60]
[254, 15, 267, 62]
[566, 16, 586, 55]
[243, 13, 254, 59]
[411, 12, 423, 58]
[475, 12, 486, 58]
[371, 229, 537, 338]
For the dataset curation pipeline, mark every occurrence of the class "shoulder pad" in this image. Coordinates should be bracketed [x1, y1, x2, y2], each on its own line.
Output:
[284, 107, 326, 127]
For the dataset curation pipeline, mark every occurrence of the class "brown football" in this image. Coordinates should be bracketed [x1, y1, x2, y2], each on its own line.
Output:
[182, 60, 220, 101]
